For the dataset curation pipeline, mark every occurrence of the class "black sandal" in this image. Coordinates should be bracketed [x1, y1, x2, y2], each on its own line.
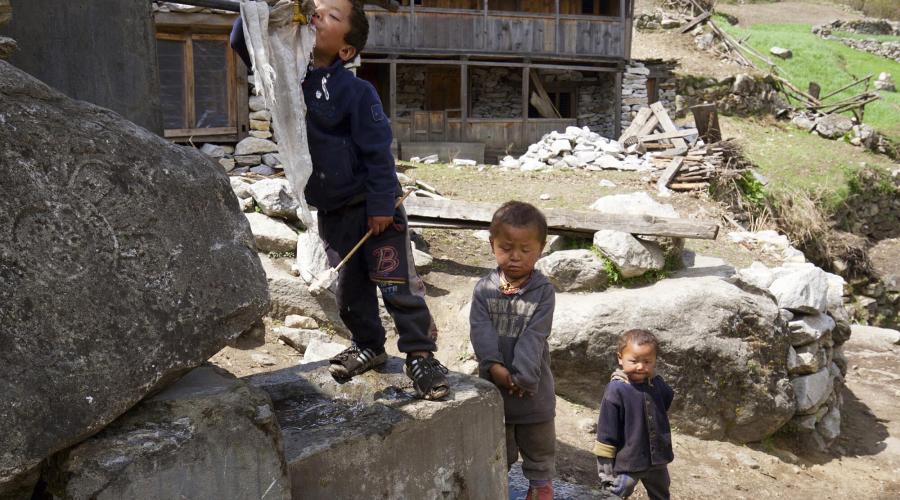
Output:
[328, 345, 387, 382]
[405, 354, 450, 400]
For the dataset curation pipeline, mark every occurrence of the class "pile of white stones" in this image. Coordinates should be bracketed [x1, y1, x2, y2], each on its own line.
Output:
[499, 126, 653, 172]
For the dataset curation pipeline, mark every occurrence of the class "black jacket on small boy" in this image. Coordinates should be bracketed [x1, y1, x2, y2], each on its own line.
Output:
[595, 374, 674, 474]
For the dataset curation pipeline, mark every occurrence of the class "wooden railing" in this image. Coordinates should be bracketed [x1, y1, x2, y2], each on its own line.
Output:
[366, 7, 628, 59]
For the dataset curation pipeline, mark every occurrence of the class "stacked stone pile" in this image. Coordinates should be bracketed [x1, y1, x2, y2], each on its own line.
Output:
[813, 19, 900, 62]
[200, 95, 283, 176]
[675, 73, 787, 117]
[790, 110, 892, 153]
[736, 243, 852, 451]
[621, 62, 676, 130]
[498, 125, 651, 172]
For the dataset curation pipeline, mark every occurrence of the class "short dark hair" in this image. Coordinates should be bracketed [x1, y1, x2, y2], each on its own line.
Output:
[345, 0, 369, 56]
[489, 201, 548, 244]
[617, 329, 660, 355]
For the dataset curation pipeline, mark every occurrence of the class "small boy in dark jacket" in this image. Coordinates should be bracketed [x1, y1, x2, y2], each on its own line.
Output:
[231, 0, 449, 399]
[470, 201, 556, 500]
[595, 329, 674, 499]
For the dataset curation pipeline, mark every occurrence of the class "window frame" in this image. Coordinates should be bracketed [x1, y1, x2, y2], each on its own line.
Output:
[156, 31, 240, 141]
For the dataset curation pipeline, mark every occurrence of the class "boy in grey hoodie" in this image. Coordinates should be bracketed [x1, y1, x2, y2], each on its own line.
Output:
[469, 201, 556, 500]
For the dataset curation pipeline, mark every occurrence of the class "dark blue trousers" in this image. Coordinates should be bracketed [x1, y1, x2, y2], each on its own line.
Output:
[318, 202, 437, 354]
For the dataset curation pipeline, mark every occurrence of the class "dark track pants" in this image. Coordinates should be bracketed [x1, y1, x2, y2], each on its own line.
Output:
[318, 202, 437, 354]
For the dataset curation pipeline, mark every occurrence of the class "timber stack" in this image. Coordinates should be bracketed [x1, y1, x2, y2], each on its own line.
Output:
[619, 102, 743, 193]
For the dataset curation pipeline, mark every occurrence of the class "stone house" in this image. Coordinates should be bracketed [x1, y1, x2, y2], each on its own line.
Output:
[152, 1, 667, 159]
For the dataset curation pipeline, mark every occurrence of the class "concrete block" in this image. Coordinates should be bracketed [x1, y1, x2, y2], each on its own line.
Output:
[246, 358, 506, 499]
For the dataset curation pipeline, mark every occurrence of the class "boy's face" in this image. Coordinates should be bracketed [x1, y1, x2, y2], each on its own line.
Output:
[490, 224, 545, 282]
[617, 342, 657, 383]
[312, 0, 356, 63]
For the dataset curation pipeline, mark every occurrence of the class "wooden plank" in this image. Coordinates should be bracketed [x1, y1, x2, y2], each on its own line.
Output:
[639, 128, 698, 142]
[404, 197, 719, 239]
[636, 115, 660, 137]
[678, 11, 710, 34]
[0, 0, 11, 27]
[650, 101, 686, 148]
[656, 157, 684, 192]
[618, 107, 652, 142]
[529, 69, 561, 118]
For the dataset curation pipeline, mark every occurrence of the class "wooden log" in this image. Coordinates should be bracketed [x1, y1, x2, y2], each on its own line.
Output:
[679, 11, 711, 34]
[652, 146, 689, 158]
[657, 157, 685, 192]
[619, 107, 653, 142]
[819, 74, 872, 101]
[668, 182, 710, 190]
[404, 197, 719, 239]
[529, 70, 561, 119]
[636, 114, 660, 138]
[639, 128, 699, 142]
[650, 102, 687, 148]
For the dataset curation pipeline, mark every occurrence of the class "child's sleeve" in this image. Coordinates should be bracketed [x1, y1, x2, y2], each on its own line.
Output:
[469, 283, 503, 376]
[509, 285, 555, 394]
[658, 376, 675, 411]
[229, 17, 252, 69]
[594, 384, 624, 459]
[350, 85, 399, 217]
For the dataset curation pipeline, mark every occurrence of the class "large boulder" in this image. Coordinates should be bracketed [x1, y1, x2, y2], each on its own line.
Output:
[550, 276, 795, 442]
[593, 230, 666, 278]
[249, 178, 300, 220]
[535, 249, 608, 292]
[44, 367, 290, 499]
[814, 113, 853, 139]
[245, 212, 298, 254]
[0, 61, 269, 495]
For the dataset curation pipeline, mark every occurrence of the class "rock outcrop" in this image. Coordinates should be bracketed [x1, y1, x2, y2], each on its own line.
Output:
[0, 61, 269, 494]
[44, 367, 291, 499]
[246, 359, 507, 499]
[550, 276, 795, 443]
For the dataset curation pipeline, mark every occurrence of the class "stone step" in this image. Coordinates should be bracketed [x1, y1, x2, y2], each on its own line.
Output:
[245, 357, 506, 499]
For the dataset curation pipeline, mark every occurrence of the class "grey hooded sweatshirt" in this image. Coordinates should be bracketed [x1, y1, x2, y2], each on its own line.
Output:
[469, 268, 556, 424]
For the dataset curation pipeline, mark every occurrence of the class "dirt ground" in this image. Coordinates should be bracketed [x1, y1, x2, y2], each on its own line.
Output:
[715, 1, 862, 27]
[210, 160, 900, 498]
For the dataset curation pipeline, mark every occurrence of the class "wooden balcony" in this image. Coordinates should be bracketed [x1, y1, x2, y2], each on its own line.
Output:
[366, 6, 632, 61]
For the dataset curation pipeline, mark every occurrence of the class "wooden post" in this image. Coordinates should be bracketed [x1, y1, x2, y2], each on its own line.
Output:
[410, 0, 415, 48]
[389, 60, 397, 124]
[554, 0, 560, 55]
[690, 103, 721, 143]
[614, 70, 623, 138]
[808, 82, 821, 100]
[522, 64, 529, 124]
[483, 0, 489, 51]
[460, 58, 468, 141]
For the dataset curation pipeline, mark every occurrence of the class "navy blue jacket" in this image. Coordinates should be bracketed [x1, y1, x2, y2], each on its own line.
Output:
[596, 376, 675, 474]
[230, 19, 399, 215]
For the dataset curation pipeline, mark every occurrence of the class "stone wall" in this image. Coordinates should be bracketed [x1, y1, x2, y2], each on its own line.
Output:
[471, 66, 521, 118]
[620, 61, 676, 133]
[813, 19, 900, 62]
[674, 73, 787, 117]
[396, 65, 426, 118]
[577, 73, 617, 139]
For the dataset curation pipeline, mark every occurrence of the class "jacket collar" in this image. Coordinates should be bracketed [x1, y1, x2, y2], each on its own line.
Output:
[489, 268, 549, 296]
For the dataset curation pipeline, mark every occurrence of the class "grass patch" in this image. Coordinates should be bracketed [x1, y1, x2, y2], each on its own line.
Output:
[590, 246, 677, 288]
[719, 115, 896, 210]
[716, 21, 900, 141]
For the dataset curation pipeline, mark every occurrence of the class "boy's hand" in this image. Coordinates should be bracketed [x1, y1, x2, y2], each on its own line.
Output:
[489, 363, 512, 389]
[368, 216, 403, 235]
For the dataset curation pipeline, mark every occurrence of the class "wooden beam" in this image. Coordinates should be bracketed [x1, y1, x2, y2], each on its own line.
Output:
[650, 101, 686, 148]
[362, 57, 620, 73]
[678, 11, 710, 34]
[460, 60, 468, 141]
[404, 197, 719, 239]
[614, 71, 623, 139]
[389, 61, 397, 123]
[656, 157, 684, 192]
[529, 70, 561, 119]
[639, 128, 698, 142]
[619, 107, 652, 142]
[522, 65, 529, 122]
